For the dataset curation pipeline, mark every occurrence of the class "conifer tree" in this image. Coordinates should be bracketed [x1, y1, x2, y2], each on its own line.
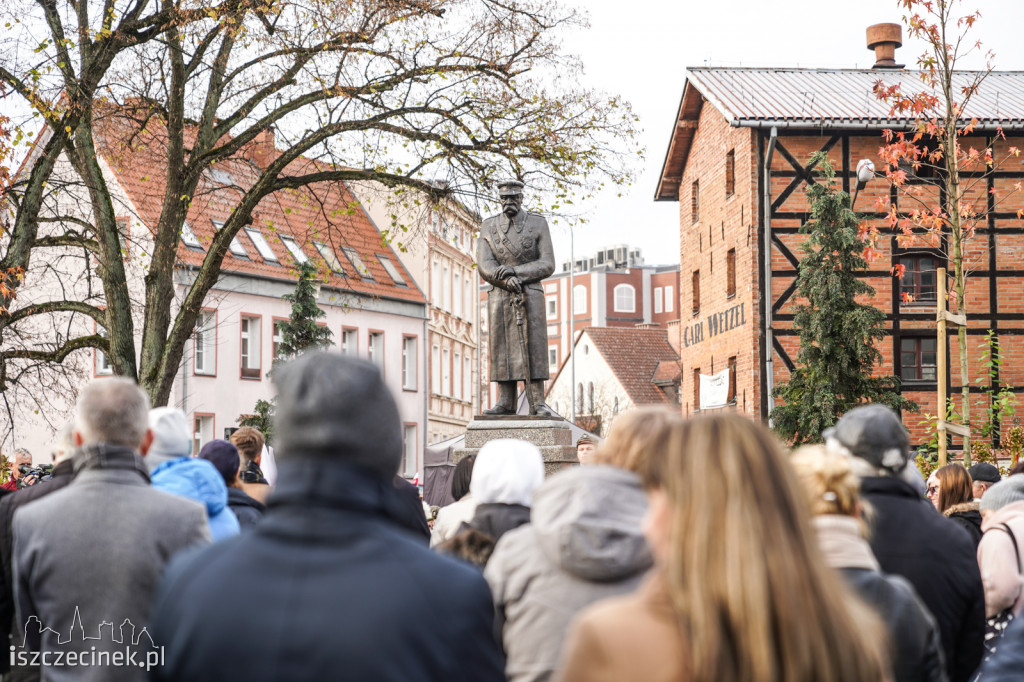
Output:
[239, 261, 334, 442]
[771, 154, 916, 444]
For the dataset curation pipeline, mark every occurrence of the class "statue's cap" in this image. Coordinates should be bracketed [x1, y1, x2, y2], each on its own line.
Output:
[497, 179, 525, 196]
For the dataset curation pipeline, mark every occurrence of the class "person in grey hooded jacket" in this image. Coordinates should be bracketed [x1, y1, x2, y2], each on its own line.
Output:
[484, 465, 653, 682]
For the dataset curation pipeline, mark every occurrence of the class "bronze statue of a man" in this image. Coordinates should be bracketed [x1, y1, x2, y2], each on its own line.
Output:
[478, 180, 556, 416]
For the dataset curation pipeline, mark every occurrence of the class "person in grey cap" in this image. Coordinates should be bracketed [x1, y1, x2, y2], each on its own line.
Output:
[478, 179, 556, 416]
[976, 475, 1024, 626]
[969, 463, 1001, 500]
[149, 352, 504, 682]
[824, 404, 985, 682]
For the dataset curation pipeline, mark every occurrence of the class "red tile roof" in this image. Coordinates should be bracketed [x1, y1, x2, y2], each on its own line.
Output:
[583, 327, 681, 406]
[96, 113, 424, 304]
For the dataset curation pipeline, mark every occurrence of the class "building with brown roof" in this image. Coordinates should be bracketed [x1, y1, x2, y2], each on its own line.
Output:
[4, 114, 430, 473]
[656, 31, 1024, 444]
[545, 327, 681, 436]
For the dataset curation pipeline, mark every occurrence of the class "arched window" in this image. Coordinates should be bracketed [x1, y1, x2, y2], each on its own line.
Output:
[573, 285, 587, 315]
[587, 382, 595, 413]
[576, 383, 584, 414]
[613, 284, 635, 313]
[613, 396, 619, 415]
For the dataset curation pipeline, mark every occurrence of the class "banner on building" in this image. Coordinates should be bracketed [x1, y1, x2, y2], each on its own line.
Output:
[699, 368, 730, 410]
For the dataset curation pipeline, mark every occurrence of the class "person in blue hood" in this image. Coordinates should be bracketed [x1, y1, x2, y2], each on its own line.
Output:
[147, 408, 240, 541]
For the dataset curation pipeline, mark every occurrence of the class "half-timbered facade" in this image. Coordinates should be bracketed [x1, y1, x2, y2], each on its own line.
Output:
[657, 66, 1024, 443]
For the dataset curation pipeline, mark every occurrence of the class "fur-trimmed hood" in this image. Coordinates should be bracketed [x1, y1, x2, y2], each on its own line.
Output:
[943, 501, 981, 517]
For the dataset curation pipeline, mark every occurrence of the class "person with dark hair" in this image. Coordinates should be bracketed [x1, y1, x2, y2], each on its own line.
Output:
[969, 463, 1002, 500]
[928, 464, 983, 548]
[199, 440, 266, 530]
[431, 455, 479, 548]
[824, 405, 984, 682]
[150, 353, 504, 682]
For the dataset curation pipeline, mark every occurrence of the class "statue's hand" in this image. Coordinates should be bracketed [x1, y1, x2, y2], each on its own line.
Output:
[506, 276, 522, 294]
[492, 265, 511, 281]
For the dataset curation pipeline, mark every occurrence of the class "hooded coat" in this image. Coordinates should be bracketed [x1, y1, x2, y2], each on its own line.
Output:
[151, 458, 240, 541]
[977, 499, 1024, 619]
[466, 439, 544, 543]
[484, 466, 653, 682]
[944, 501, 984, 550]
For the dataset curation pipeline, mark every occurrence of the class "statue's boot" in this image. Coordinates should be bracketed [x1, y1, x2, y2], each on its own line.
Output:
[529, 381, 557, 418]
[483, 381, 517, 415]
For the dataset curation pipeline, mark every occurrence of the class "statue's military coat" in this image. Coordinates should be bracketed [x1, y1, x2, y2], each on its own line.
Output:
[478, 209, 555, 381]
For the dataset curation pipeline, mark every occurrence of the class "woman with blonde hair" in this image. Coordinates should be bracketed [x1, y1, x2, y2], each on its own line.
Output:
[592, 406, 681, 473]
[556, 414, 890, 682]
[791, 445, 946, 682]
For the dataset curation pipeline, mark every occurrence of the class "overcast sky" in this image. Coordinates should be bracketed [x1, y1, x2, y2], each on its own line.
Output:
[550, 0, 1024, 270]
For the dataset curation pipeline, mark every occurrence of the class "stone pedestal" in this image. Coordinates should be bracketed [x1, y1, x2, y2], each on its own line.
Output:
[454, 416, 578, 475]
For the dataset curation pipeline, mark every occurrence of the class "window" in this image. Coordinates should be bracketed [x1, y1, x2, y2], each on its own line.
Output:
[665, 285, 674, 313]
[727, 249, 737, 298]
[546, 296, 557, 320]
[193, 415, 215, 454]
[442, 348, 451, 396]
[368, 332, 384, 368]
[378, 255, 407, 286]
[95, 325, 113, 375]
[194, 310, 217, 376]
[342, 247, 373, 280]
[181, 221, 203, 250]
[402, 336, 417, 391]
[728, 356, 737, 403]
[272, 320, 286, 359]
[587, 382, 595, 413]
[245, 228, 278, 262]
[314, 241, 344, 274]
[280, 235, 309, 264]
[212, 220, 248, 258]
[342, 328, 358, 356]
[464, 355, 472, 403]
[207, 167, 234, 186]
[403, 424, 417, 478]
[453, 351, 463, 400]
[432, 345, 441, 395]
[576, 383, 584, 414]
[573, 285, 587, 315]
[116, 217, 129, 255]
[900, 255, 938, 303]
[901, 337, 938, 382]
[693, 368, 701, 410]
[240, 315, 261, 379]
[465, 275, 472, 321]
[613, 284, 635, 313]
[549, 347, 558, 367]
[442, 265, 451, 311]
[725, 149, 735, 197]
[453, 270, 463, 318]
[432, 262, 441, 306]
[654, 287, 664, 315]
[692, 270, 701, 314]
[691, 180, 699, 223]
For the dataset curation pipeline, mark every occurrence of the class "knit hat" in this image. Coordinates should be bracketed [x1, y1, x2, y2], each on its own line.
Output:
[968, 462, 1001, 484]
[823, 405, 910, 474]
[147, 407, 192, 472]
[274, 352, 402, 479]
[199, 440, 241, 486]
[980, 474, 1024, 512]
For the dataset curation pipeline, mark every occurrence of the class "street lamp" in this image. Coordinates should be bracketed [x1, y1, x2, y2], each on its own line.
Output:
[851, 159, 875, 210]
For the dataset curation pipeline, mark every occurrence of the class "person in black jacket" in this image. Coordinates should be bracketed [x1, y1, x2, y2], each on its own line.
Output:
[791, 446, 947, 682]
[825, 405, 985, 682]
[927, 464, 983, 549]
[199, 440, 266, 530]
[0, 426, 76, 681]
[150, 352, 505, 682]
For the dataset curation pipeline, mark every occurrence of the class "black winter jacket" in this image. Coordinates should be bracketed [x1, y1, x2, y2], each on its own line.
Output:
[944, 502, 984, 550]
[150, 459, 505, 682]
[225, 487, 265, 529]
[861, 476, 985, 682]
[841, 568, 948, 682]
[470, 503, 531, 542]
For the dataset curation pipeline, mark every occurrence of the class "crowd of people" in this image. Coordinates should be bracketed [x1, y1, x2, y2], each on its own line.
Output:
[0, 351, 1022, 681]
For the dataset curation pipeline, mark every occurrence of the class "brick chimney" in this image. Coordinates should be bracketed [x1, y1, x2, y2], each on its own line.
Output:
[250, 126, 277, 168]
[866, 23, 904, 69]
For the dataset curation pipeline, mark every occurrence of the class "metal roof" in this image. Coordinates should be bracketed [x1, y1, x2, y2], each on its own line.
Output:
[687, 67, 1024, 128]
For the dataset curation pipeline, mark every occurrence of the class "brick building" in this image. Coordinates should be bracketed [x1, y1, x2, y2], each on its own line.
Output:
[656, 58, 1024, 443]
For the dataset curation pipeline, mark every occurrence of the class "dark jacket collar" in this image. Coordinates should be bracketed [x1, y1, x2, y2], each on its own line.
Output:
[269, 459, 414, 531]
[51, 458, 74, 478]
[227, 486, 266, 511]
[859, 474, 922, 500]
[239, 460, 267, 485]
[73, 443, 150, 482]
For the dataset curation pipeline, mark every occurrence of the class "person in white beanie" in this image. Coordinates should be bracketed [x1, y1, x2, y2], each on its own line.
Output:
[148, 407, 240, 541]
[465, 439, 544, 543]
